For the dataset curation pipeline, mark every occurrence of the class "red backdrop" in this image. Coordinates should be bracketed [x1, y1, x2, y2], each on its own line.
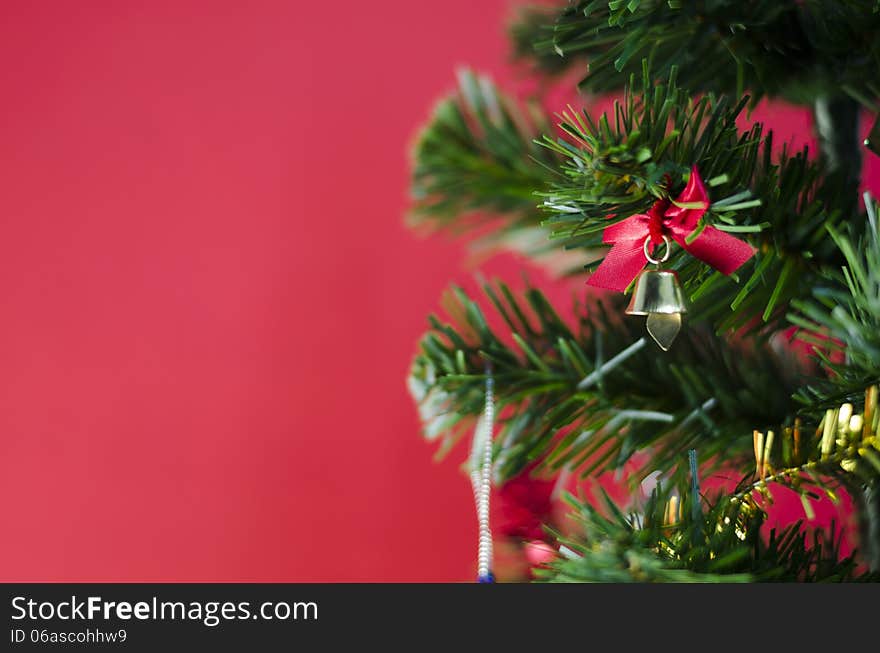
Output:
[1, 1, 876, 582]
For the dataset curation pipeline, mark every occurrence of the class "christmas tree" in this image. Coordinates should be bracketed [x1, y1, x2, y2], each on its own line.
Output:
[407, 1, 880, 582]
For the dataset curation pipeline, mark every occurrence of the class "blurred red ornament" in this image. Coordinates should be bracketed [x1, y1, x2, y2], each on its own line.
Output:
[524, 540, 556, 567]
[495, 464, 556, 541]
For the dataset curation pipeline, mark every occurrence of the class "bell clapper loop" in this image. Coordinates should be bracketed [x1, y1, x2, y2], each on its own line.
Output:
[643, 235, 671, 266]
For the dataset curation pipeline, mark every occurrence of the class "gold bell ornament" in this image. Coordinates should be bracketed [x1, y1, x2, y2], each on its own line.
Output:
[625, 236, 688, 351]
[587, 167, 756, 351]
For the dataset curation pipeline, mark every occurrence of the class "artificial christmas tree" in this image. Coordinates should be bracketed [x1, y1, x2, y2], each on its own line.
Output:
[407, 1, 880, 581]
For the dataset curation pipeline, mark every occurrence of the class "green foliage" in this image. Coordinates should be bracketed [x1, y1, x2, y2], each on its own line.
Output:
[406, 0, 880, 579]
[409, 70, 558, 237]
[512, 1, 880, 106]
[409, 282, 805, 482]
[537, 488, 878, 582]
[539, 65, 855, 332]
[409, 64, 859, 333]
[791, 195, 880, 405]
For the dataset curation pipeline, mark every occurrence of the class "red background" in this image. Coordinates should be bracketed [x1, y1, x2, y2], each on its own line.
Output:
[0, 1, 876, 581]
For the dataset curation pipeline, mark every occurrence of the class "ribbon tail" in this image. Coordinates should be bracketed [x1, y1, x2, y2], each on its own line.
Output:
[674, 226, 755, 275]
[587, 239, 647, 292]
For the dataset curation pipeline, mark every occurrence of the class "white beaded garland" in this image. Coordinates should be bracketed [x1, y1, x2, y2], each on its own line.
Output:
[470, 365, 494, 582]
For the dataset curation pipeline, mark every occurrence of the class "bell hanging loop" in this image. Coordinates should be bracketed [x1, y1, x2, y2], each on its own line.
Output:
[643, 234, 671, 266]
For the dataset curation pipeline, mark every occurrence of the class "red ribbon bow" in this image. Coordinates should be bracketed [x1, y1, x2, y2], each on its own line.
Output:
[587, 167, 756, 292]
